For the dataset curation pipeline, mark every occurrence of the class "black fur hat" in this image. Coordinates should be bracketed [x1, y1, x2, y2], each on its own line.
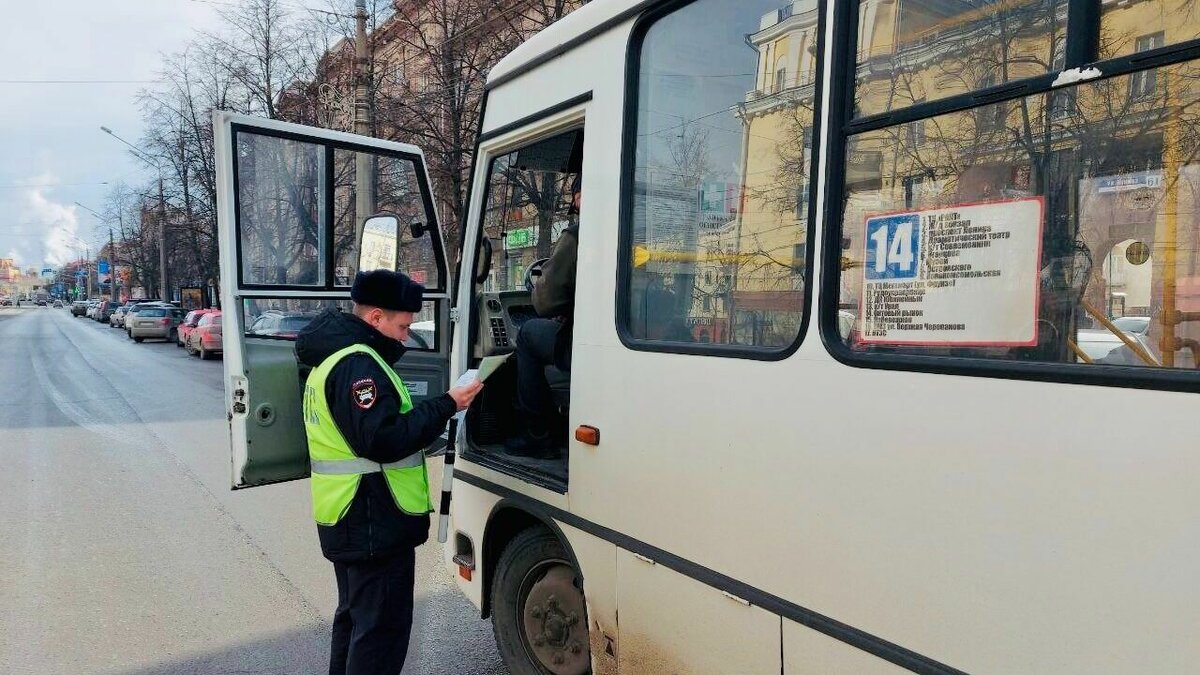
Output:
[351, 270, 424, 312]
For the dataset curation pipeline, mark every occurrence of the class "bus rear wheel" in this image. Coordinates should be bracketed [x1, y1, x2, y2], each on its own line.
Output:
[491, 528, 590, 675]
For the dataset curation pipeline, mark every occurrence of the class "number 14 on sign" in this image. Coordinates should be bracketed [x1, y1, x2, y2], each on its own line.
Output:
[865, 214, 920, 280]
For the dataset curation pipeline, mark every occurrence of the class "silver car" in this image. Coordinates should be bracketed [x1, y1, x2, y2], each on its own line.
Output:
[128, 305, 184, 343]
[124, 302, 167, 338]
[110, 303, 134, 328]
[1075, 328, 1160, 366]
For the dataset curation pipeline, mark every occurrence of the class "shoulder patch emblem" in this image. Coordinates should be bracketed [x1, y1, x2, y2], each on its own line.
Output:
[351, 378, 378, 410]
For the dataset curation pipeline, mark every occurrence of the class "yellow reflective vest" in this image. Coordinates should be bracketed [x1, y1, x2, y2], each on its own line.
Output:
[302, 344, 432, 525]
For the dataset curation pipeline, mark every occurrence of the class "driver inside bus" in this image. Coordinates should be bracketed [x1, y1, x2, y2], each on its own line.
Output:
[506, 175, 580, 458]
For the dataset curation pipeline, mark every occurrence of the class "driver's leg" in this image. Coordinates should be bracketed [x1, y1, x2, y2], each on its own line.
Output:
[509, 318, 560, 457]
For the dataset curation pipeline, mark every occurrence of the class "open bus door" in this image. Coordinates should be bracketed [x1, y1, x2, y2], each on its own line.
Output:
[213, 112, 452, 489]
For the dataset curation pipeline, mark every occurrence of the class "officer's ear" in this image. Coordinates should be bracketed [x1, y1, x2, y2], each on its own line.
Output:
[353, 304, 382, 327]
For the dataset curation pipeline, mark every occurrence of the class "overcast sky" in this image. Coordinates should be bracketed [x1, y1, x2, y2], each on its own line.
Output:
[0, 0, 224, 270]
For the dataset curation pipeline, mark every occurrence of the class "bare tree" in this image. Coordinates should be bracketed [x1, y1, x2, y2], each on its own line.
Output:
[123, 0, 590, 300]
[204, 0, 313, 119]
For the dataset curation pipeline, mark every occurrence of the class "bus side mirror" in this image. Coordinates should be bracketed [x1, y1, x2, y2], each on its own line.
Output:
[409, 219, 427, 239]
[359, 214, 401, 273]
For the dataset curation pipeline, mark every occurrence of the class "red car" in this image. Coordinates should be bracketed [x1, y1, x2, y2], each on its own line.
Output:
[177, 309, 215, 348]
[185, 311, 223, 360]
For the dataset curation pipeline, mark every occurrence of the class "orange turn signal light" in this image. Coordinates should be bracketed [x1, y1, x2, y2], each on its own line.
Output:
[458, 565, 473, 581]
[575, 425, 600, 446]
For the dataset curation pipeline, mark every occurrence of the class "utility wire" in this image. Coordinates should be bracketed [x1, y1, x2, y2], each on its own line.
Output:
[188, 0, 354, 19]
[0, 182, 111, 189]
[0, 80, 162, 84]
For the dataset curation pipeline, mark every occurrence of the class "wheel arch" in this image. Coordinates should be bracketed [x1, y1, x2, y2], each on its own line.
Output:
[481, 498, 582, 619]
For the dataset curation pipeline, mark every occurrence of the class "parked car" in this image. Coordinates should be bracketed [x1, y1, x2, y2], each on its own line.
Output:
[110, 303, 132, 328]
[1075, 328, 1160, 366]
[2, 298, 12, 307]
[97, 301, 121, 322]
[186, 311, 223, 359]
[1111, 316, 1151, 336]
[123, 302, 169, 338]
[86, 301, 103, 320]
[248, 311, 317, 339]
[128, 305, 184, 343]
[177, 309, 215, 347]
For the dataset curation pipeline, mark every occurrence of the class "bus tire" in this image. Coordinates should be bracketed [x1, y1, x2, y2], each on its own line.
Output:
[491, 527, 590, 675]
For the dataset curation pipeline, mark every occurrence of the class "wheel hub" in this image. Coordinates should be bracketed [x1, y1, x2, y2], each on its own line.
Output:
[522, 564, 588, 675]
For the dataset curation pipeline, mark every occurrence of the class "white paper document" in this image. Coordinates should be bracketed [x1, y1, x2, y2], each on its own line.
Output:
[476, 353, 512, 382]
[452, 353, 513, 422]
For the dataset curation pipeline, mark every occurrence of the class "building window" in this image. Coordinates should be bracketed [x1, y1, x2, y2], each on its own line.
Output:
[907, 100, 926, 145]
[975, 75, 1006, 132]
[908, 118, 926, 145]
[902, 172, 935, 209]
[1048, 89, 1076, 120]
[1130, 33, 1165, 100]
[1048, 36, 1076, 120]
[846, 145, 883, 192]
[792, 242, 806, 275]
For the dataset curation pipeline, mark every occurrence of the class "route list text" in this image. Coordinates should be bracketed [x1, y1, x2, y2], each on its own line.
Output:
[860, 199, 1043, 346]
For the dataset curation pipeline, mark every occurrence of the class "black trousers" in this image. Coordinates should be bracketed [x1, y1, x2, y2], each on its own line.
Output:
[329, 549, 416, 675]
[514, 318, 562, 433]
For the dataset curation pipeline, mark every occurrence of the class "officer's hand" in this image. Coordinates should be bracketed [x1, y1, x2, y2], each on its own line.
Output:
[448, 379, 484, 411]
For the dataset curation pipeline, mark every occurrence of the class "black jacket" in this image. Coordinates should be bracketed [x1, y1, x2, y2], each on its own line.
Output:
[295, 308, 457, 562]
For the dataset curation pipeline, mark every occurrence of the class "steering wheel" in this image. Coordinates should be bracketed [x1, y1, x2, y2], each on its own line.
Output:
[524, 257, 551, 292]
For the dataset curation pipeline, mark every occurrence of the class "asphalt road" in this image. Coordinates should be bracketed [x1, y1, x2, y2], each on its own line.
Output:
[0, 306, 507, 675]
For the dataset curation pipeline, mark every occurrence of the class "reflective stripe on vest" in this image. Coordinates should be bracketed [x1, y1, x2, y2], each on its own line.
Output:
[303, 344, 433, 525]
[310, 455, 424, 475]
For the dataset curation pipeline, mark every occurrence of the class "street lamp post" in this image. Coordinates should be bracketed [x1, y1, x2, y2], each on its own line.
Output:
[353, 0, 375, 254]
[61, 236, 94, 299]
[101, 125, 169, 301]
[52, 226, 98, 299]
[74, 202, 120, 302]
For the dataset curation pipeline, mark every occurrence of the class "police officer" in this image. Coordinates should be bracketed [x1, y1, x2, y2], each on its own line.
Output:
[296, 270, 483, 675]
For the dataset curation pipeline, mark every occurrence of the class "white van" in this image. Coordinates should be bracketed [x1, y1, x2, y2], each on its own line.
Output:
[218, 1, 1200, 673]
